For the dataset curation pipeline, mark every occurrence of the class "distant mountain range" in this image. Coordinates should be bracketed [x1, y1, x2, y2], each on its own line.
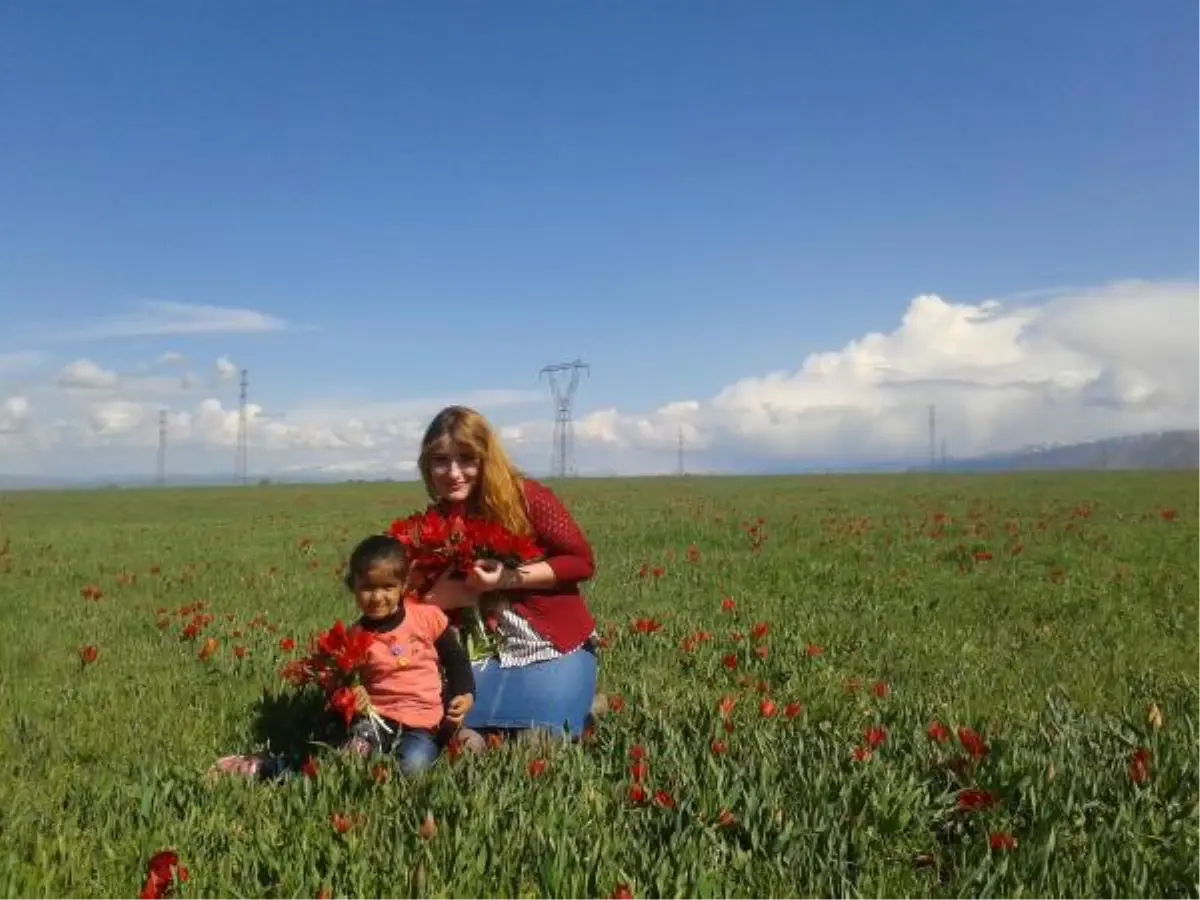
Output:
[0, 429, 1195, 490]
[930, 429, 1198, 473]
[0, 471, 421, 490]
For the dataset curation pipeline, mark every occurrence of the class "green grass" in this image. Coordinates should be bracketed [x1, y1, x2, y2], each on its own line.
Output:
[1, 472, 1197, 898]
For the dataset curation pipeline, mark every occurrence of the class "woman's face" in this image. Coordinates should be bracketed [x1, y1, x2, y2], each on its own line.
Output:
[426, 439, 481, 504]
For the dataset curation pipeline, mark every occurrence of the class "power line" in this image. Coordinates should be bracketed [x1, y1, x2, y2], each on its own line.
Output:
[232, 370, 286, 486]
[156, 409, 167, 487]
[236, 368, 248, 485]
[539, 359, 588, 478]
[928, 404, 937, 470]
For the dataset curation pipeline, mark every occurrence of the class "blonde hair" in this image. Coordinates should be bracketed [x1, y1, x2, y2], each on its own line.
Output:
[418, 406, 532, 536]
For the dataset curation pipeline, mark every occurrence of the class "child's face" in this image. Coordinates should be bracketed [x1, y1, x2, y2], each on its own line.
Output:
[353, 562, 406, 620]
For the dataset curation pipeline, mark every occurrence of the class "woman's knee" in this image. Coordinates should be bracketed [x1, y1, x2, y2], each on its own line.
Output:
[468, 650, 597, 734]
[544, 651, 598, 723]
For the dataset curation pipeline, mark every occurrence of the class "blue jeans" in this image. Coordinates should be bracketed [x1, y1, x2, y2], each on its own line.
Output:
[258, 717, 440, 779]
[464, 647, 598, 736]
[347, 716, 440, 776]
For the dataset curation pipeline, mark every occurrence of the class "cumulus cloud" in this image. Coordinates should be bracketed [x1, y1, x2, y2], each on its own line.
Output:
[88, 399, 146, 436]
[42, 301, 288, 341]
[56, 357, 229, 403]
[280, 459, 419, 477]
[214, 356, 239, 382]
[57, 358, 120, 390]
[0, 279, 1194, 478]
[0, 396, 30, 433]
[0, 377, 545, 476]
[551, 279, 1199, 467]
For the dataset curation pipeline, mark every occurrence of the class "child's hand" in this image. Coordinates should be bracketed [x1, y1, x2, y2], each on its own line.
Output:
[352, 685, 371, 714]
[445, 693, 474, 725]
[424, 569, 481, 610]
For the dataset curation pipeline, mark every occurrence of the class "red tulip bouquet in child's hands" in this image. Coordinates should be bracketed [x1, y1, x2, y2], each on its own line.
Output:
[282, 619, 392, 740]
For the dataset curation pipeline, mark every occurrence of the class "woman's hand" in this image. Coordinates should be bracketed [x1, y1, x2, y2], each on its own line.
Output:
[465, 559, 509, 593]
[422, 569, 482, 610]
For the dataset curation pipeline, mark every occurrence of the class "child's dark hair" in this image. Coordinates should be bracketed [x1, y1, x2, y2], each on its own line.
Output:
[343, 534, 408, 591]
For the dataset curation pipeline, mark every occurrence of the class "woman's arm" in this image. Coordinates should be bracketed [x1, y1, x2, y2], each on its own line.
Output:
[495, 560, 558, 591]
[469, 482, 594, 593]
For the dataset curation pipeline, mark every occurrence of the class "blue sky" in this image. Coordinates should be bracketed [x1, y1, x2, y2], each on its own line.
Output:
[0, 1, 1196, 478]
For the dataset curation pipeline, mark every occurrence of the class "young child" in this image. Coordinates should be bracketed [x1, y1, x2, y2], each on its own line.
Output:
[212, 534, 475, 779]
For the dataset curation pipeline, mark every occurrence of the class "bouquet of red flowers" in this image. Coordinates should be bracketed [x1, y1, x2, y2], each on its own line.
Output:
[281, 620, 389, 736]
[387, 508, 543, 659]
[388, 508, 542, 582]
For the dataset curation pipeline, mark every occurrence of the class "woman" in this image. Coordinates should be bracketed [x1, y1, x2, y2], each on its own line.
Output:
[417, 405, 599, 741]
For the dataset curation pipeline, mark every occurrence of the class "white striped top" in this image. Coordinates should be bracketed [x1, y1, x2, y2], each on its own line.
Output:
[495, 606, 564, 668]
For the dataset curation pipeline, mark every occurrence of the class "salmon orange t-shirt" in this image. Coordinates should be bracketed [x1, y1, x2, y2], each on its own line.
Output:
[361, 601, 450, 730]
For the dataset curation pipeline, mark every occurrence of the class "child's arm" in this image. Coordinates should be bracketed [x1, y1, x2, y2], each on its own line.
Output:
[434, 630, 475, 724]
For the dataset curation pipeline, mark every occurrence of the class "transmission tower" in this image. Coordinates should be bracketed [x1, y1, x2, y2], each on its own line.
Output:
[677, 426, 685, 476]
[236, 368, 249, 485]
[156, 409, 168, 487]
[539, 359, 589, 478]
[928, 404, 937, 470]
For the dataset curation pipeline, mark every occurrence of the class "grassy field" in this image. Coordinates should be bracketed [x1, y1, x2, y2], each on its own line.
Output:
[1, 472, 1197, 898]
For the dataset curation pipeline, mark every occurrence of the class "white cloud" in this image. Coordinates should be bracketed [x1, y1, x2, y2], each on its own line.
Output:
[214, 356, 238, 382]
[88, 399, 146, 436]
[0, 396, 30, 433]
[0, 378, 545, 476]
[553, 279, 1199, 466]
[157, 351, 187, 366]
[49, 352, 246, 400]
[280, 459, 419, 476]
[0, 351, 45, 376]
[0, 279, 1194, 478]
[57, 359, 120, 390]
[44, 301, 288, 341]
